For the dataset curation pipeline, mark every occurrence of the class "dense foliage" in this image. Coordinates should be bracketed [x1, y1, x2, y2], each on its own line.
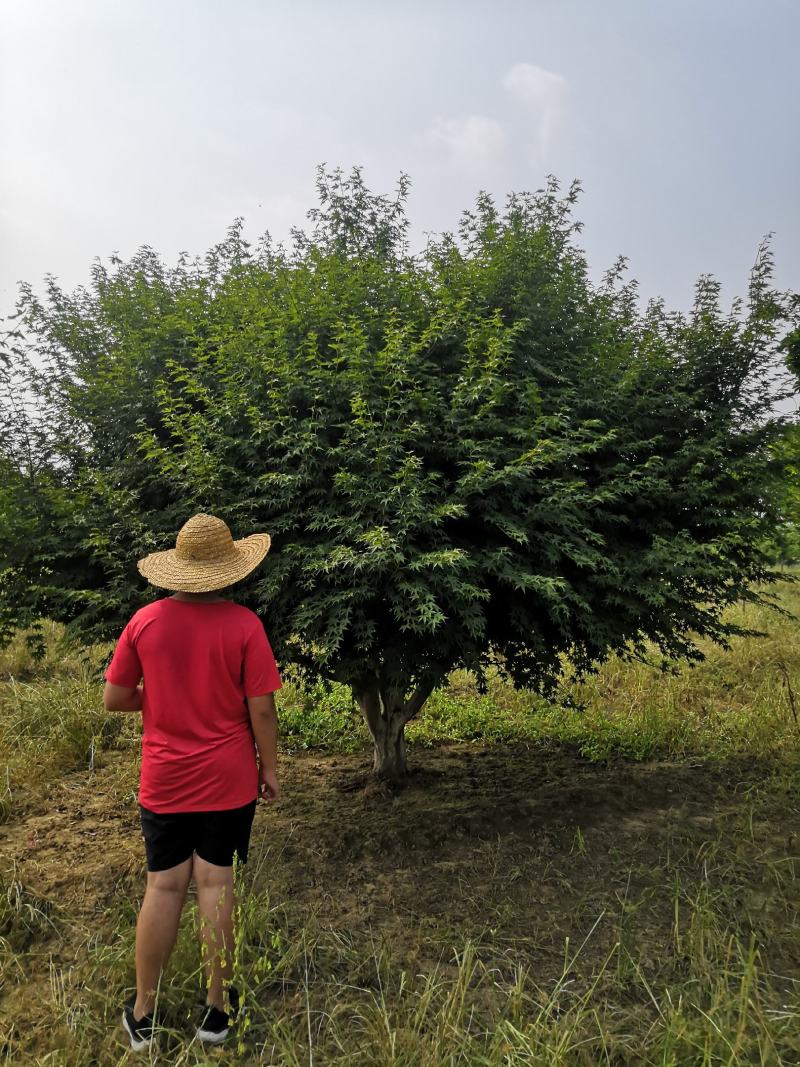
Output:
[1, 168, 796, 776]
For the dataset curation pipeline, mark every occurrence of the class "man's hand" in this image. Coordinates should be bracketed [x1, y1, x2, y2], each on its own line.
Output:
[258, 765, 280, 803]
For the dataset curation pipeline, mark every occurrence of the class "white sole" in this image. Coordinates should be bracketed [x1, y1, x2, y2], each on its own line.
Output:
[122, 1011, 153, 1052]
[196, 1025, 229, 1044]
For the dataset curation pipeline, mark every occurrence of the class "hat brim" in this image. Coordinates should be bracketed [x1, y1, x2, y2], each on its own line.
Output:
[137, 533, 271, 593]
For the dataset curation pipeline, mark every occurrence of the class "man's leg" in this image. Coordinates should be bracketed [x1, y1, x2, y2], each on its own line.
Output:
[193, 854, 235, 1011]
[134, 857, 193, 1019]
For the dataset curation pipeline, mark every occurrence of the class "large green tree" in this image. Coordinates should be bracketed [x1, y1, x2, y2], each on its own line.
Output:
[1, 169, 796, 778]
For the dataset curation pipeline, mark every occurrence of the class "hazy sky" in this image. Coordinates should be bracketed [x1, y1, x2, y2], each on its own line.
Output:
[2, 0, 798, 319]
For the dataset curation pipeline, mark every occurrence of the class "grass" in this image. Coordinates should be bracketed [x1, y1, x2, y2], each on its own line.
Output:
[408, 591, 800, 766]
[2, 580, 800, 1063]
[4, 830, 799, 1065]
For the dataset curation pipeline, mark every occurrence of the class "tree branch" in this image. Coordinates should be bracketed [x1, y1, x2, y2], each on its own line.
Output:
[354, 680, 385, 738]
[401, 677, 438, 724]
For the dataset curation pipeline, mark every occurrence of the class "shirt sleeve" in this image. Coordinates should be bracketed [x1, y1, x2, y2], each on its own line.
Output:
[243, 620, 282, 696]
[104, 622, 143, 688]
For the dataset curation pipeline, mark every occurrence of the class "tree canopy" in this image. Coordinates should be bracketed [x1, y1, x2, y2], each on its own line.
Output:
[1, 167, 796, 778]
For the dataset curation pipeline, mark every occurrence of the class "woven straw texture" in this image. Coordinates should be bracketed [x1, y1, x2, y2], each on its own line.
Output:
[137, 514, 271, 592]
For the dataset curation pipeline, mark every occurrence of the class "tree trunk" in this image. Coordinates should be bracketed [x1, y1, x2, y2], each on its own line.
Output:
[353, 676, 436, 782]
[370, 706, 408, 781]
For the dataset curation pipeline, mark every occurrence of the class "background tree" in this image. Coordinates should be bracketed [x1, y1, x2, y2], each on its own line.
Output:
[1, 168, 796, 779]
[767, 324, 800, 563]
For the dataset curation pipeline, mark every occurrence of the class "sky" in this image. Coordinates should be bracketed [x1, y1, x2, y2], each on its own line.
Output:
[1, 0, 799, 320]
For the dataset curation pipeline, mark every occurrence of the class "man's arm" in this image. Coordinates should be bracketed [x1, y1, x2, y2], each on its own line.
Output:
[103, 681, 143, 712]
[247, 693, 280, 801]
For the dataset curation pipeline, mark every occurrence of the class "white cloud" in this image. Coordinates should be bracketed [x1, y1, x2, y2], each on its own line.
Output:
[427, 115, 506, 174]
[503, 62, 568, 157]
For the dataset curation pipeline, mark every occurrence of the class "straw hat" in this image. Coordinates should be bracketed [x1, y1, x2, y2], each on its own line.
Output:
[137, 514, 271, 592]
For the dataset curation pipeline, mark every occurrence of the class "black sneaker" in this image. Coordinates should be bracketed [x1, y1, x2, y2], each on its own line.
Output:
[196, 986, 239, 1045]
[122, 995, 155, 1051]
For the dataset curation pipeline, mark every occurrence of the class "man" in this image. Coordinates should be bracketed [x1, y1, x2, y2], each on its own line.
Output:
[103, 513, 281, 1050]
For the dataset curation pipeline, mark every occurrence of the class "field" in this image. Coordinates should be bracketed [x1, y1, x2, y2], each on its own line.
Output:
[2, 584, 800, 1065]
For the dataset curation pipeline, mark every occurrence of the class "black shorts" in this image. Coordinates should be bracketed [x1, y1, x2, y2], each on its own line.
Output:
[139, 800, 257, 872]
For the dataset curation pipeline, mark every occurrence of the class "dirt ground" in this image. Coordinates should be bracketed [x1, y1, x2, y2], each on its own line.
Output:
[2, 741, 800, 1056]
[1, 738, 800, 1067]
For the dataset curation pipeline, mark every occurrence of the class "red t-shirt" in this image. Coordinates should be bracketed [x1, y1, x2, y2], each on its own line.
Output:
[105, 598, 281, 813]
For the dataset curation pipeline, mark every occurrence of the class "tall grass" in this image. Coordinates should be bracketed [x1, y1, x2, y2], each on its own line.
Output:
[0, 624, 138, 820]
[5, 860, 799, 1065]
